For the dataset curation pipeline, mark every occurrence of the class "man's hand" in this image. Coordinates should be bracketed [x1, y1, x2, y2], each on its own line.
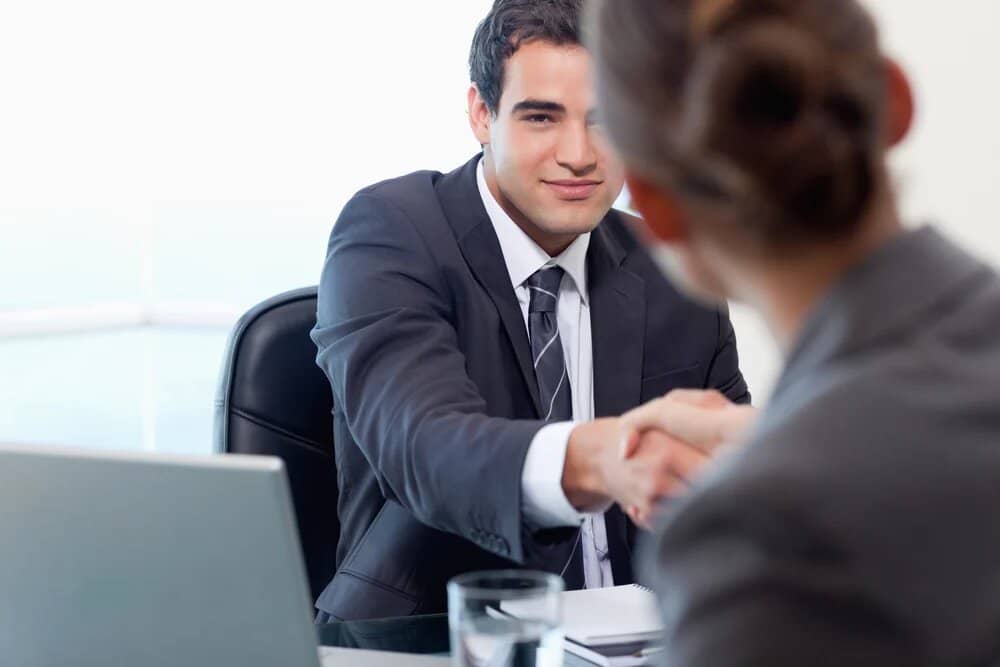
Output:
[618, 389, 758, 527]
[560, 392, 757, 529]
[561, 418, 620, 512]
[602, 428, 701, 530]
[561, 415, 725, 526]
[620, 389, 757, 459]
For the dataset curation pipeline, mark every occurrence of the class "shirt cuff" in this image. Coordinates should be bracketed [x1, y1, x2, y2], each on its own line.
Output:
[520, 421, 587, 528]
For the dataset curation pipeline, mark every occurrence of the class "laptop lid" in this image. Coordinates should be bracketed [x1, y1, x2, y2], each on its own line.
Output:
[0, 445, 321, 667]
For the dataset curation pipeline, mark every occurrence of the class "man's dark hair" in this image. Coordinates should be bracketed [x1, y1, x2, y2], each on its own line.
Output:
[469, 0, 584, 115]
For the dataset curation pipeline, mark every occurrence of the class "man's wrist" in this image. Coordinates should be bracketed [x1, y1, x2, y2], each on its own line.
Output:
[520, 421, 586, 528]
[562, 419, 615, 510]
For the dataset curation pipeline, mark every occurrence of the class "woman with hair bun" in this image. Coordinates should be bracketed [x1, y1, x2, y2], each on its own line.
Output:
[587, 0, 1000, 663]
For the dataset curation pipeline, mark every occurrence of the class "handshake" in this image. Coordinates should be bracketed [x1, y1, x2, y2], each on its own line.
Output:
[563, 390, 758, 530]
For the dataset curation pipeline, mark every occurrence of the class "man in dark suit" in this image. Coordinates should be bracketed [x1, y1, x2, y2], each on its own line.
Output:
[310, 0, 749, 622]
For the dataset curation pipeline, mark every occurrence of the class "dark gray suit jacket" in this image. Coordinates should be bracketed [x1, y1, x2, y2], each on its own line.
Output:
[312, 155, 749, 621]
[645, 227, 1000, 666]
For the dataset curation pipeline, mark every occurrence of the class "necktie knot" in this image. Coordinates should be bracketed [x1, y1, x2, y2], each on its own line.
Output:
[526, 266, 564, 314]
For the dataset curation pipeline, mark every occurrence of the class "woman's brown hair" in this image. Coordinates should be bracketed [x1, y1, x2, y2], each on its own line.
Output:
[586, 0, 887, 244]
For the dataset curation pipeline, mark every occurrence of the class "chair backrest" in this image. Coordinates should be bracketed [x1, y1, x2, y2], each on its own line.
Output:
[214, 287, 338, 603]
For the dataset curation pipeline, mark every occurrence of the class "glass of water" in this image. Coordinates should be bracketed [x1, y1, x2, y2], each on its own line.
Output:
[448, 570, 564, 667]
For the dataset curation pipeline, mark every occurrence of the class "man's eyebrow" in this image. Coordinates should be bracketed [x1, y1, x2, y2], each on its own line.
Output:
[510, 99, 566, 114]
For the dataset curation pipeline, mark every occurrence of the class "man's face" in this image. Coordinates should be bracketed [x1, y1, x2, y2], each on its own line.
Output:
[469, 41, 625, 254]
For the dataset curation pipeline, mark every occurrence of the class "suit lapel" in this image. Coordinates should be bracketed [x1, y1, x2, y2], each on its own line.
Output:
[459, 225, 544, 416]
[437, 156, 543, 417]
[588, 218, 646, 419]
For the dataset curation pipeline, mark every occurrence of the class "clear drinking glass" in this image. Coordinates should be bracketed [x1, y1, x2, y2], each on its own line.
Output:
[448, 570, 564, 667]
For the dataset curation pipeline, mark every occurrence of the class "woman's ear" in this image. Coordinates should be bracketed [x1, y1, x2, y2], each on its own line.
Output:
[625, 172, 688, 244]
[884, 58, 915, 148]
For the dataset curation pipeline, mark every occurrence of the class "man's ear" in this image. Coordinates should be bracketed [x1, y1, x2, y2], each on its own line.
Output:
[467, 85, 492, 146]
[884, 58, 914, 148]
[625, 172, 687, 244]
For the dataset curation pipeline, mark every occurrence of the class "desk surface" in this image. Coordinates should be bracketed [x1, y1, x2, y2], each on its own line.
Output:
[316, 614, 620, 667]
[317, 614, 619, 666]
[317, 614, 450, 655]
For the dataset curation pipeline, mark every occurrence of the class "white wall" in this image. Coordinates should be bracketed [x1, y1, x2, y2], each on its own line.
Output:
[0, 1, 494, 216]
[1, 1, 997, 447]
[0, 1, 496, 451]
[732, 0, 1000, 402]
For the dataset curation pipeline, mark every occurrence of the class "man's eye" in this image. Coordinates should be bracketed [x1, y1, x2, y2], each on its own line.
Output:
[525, 114, 553, 124]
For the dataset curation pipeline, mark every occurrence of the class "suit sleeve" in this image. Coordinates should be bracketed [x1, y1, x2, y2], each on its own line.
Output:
[311, 192, 543, 563]
[642, 477, 920, 667]
[705, 305, 751, 405]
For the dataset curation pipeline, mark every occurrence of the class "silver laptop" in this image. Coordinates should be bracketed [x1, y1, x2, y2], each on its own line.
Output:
[0, 444, 322, 667]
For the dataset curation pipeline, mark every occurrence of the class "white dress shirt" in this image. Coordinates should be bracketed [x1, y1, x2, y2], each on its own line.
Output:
[476, 159, 614, 588]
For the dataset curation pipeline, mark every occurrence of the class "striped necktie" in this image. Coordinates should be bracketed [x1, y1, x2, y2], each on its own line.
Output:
[526, 266, 572, 423]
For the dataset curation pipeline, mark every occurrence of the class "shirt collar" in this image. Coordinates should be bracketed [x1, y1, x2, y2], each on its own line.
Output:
[476, 157, 590, 302]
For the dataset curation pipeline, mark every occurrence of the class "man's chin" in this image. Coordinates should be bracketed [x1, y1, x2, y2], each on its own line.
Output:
[541, 210, 609, 236]
[540, 222, 602, 244]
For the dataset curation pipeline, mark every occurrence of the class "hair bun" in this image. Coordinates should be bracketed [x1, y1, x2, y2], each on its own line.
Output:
[682, 18, 876, 240]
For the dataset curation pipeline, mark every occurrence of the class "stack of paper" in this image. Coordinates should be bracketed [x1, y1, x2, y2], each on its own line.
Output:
[504, 584, 665, 666]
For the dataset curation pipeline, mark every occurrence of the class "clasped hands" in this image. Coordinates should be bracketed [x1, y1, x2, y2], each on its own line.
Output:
[563, 390, 757, 530]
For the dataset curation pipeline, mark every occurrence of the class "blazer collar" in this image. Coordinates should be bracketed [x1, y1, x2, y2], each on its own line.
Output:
[438, 155, 544, 415]
[776, 226, 989, 403]
[587, 218, 646, 419]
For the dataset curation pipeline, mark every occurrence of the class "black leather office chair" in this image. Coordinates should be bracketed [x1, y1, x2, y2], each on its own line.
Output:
[214, 286, 338, 603]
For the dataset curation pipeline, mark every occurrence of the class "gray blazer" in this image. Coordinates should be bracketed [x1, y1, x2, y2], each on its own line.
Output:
[645, 227, 1000, 666]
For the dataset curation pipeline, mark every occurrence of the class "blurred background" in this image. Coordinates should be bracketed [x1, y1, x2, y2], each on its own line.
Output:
[1, 1, 998, 454]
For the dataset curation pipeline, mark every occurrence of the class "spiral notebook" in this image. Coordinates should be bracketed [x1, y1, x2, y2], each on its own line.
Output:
[556, 584, 662, 646]
[502, 584, 664, 666]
